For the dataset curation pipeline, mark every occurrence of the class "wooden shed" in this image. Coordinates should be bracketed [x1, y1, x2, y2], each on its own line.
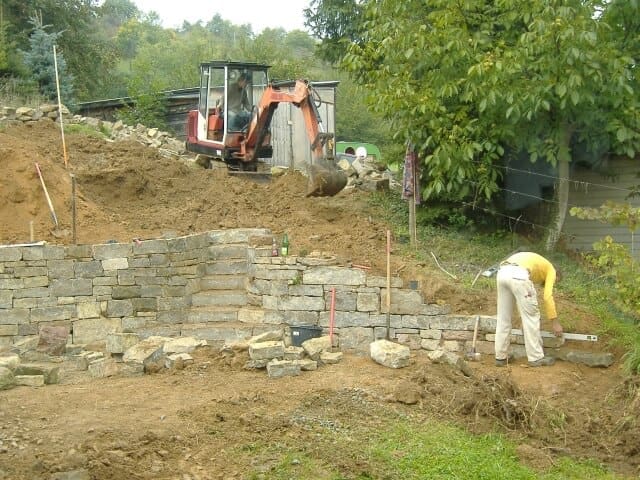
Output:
[503, 153, 639, 259]
[562, 157, 639, 258]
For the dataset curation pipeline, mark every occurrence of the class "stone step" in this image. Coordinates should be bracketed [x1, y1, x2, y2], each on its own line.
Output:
[205, 260, 248, 276]
[180, 321, 276, 344]
[186, 306, 240, 323]
[200, 275, 247, 291]
[191, 290, 248, 307]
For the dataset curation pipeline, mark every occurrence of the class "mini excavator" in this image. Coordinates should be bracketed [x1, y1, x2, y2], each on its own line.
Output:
[185, 61, 347, 197]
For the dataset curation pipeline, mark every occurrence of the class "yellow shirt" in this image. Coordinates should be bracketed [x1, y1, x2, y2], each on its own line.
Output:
[505, 252, 558, 320]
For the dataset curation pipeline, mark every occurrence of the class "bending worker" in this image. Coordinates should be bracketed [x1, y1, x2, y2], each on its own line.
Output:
[495, 251, 563, 367]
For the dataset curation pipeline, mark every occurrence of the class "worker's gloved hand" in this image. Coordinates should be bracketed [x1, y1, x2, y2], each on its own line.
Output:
[552, 319, 563, 337]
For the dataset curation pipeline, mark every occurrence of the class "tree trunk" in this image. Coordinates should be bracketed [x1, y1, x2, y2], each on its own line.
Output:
[545, 124, 572, 252]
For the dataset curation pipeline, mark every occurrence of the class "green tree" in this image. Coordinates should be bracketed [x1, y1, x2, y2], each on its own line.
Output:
[3, 0, 119, 100]
[116, 50, 167, 128]
[0, 4, 10, 74]
[97, 0, 139, 38]
[284, 30, 316, 60]
[247, 28, 310, 79]
[21, 15, 74, 103]
[304, 0, 363, 64]
[342, 0, 640, 250]
[331, 69, 397, 161]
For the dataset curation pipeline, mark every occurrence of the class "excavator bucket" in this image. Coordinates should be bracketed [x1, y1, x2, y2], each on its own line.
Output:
[306, 159, 348, 197]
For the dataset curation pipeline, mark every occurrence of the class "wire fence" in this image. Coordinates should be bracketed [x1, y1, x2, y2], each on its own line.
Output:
[470, 159, 639, 195]
[429, 164, 640, 256]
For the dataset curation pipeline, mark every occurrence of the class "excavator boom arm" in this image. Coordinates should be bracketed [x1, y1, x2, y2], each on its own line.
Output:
[241, 80, 330, 162]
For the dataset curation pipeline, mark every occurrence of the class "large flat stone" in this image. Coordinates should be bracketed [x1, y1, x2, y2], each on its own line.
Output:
[559, 350, 615, 368]
[249, 341, 285, 361]
[370, 339, 410, 368]
[0, 354, 20, 370]
[266, 359, 301, 378]
[15, 374, 45, 387]
[303, 267, 366, 286]
[163, 336, 205, 354]
[14, 363, 60, 384]
[302, 335, 331, 361]
[37, 325, 69, 355]
[73, 317, 122, 345]
[106, 333, 140, 354]
[123, 335, 171, 366]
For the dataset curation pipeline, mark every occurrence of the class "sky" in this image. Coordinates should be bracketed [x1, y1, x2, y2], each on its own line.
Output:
[131, 0, 311, 33]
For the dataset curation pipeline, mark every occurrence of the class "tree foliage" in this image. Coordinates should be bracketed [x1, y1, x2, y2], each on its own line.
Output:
[570, 200, 639, 320]
[0, 11, 10, 74]
[2, 0, 120, 99]
[21, 15, 74, 103]
[340, 0, 639, 249]
[304, 0, 364, 63]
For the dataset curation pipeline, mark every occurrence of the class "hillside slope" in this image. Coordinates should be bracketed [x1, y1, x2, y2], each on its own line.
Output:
[1, 119, 638, 478]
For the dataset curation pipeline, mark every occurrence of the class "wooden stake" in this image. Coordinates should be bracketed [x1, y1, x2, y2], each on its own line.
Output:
[29, 220, 34, 242]
[329, 287, 336, 347]
[35, 162, 58, 228]
[409, 198, 416, 248]
[71, 173, 77, 244]
[53, 45, 68, 168]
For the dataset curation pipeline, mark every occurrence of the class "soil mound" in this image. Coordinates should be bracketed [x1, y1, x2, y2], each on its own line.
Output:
[1, 121, 387, 270]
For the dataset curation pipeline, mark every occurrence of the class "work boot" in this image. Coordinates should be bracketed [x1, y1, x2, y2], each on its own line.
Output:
[527, 356, 555, 367]
[495, 358, 508, 367]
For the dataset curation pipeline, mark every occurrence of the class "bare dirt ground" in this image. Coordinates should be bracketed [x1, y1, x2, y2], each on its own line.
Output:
[1, 120, 639, 479]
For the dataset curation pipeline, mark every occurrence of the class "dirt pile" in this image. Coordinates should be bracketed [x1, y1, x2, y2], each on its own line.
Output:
[0, 119, 492, 312]
[1, 121, 385, 262]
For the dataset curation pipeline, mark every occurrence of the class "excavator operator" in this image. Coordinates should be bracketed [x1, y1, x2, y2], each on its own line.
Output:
[226, 71, 252, 131]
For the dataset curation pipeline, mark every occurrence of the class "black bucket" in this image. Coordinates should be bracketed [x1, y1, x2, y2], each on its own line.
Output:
[290, 325, 323, 347]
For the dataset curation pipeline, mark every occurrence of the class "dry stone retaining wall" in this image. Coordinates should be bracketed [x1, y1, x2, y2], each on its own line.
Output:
[0, 228, 504, 355]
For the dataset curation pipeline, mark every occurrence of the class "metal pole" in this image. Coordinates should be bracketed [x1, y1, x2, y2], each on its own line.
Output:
[329, 287, 336, 348]
[386, 230, 391, 340]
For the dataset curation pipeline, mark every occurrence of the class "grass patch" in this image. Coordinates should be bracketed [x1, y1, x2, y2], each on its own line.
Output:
[241, 417, 623, 479]
[64, 122, 110, 139]
[370, 422, 533, 479]
[371, 422, 621, 480]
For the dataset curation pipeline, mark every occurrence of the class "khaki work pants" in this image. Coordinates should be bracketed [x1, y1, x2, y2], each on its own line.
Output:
[495, 265, 545, 362]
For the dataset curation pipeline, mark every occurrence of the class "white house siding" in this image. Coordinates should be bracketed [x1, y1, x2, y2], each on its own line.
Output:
[563, 158, 640, 258]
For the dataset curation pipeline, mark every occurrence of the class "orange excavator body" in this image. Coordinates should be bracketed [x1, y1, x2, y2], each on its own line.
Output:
[185, 61, 346, 196]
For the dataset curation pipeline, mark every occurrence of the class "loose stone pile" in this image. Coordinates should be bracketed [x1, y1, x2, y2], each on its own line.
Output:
[244, 329, 343, 378]
[0, 104, 186, 160]
[0, 325, 347, 390]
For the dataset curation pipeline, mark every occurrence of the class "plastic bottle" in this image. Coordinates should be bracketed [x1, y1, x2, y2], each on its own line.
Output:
[271, 236, 279, 257]
[281, 233, 289, 256]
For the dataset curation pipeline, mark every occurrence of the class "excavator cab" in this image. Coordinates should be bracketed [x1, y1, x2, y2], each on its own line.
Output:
[186, 61, 272, 169]
[186, 60, 347, 196]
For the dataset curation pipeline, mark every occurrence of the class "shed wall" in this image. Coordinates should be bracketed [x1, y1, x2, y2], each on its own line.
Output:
[563, 158, 639, 258]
